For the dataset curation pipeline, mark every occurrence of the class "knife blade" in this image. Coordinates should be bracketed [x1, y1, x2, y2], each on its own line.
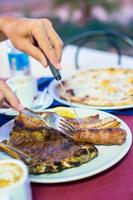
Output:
[48, 61, 81, 126]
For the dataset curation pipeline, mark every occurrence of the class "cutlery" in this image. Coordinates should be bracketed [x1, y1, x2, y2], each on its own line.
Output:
[22, 108, 74, 139]
[48, 61, 81, 127]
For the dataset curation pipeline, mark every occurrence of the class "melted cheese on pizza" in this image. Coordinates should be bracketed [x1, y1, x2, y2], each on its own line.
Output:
[58, 68, 133, 106]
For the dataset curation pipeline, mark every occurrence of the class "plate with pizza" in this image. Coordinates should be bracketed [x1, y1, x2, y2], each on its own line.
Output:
[48, 67, 133, 110]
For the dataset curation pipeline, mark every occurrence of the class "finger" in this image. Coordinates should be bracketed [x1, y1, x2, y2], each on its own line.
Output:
[32, 27, 61, 69]
[0, 92, 4, 101]
[18, 39, 48, 67]
[0, 80, 23, 111]
[0, 92, 4, 108]
[44, 22, 63, 61]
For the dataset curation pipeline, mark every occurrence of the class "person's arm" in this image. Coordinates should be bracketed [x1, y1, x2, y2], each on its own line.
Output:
[0, 16, 63, 111]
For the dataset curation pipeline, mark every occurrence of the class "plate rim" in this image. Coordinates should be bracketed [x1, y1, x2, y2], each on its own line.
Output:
[48, 80, 133, 110]
[0, 107, 132, 183]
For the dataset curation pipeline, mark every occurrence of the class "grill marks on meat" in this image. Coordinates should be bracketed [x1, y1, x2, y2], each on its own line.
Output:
[7, 127, 96, 164]
[14, 113, 45, 129]
[1, 118, 98, 174]
[9, 127, 47, 146]
[66, 116, 120, 129]
[73, 128, 126, 145]
[15, 113, 101, 130]
[10, 113, 126, 146]
[66, 114, 100, 129]
[0, 112, 127, 174]
[67, 116, 126, 145]
[2, 136, 98, 174]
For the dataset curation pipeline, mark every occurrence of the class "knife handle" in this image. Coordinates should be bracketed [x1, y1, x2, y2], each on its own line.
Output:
[48, 62, 62, 80]
[33, 40, 62, 81]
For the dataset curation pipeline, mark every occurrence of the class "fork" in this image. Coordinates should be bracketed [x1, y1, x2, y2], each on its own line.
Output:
[2, 101, 74, 139]
[21, 108, 74, 139]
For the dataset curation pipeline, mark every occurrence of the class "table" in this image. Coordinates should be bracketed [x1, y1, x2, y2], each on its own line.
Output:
[0, 114, 133, 200]
[1, 41, 133, 200]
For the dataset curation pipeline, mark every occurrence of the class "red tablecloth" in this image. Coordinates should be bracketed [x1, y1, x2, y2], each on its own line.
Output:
[32, 115, 133, 200]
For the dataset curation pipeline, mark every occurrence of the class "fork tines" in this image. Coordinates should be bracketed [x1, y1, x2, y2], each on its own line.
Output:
[60, 119, 75, 131]
[59, 118, 74, 139]
[58, 125, 73, 139]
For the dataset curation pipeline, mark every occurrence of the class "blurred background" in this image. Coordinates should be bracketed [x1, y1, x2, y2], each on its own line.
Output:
[0, 0, 133, 78]
[0, 0, 133, 40]
[0, 0, 133, 39]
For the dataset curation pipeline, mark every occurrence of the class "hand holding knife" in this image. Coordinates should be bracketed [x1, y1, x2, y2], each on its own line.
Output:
[33, 36, 80, 126]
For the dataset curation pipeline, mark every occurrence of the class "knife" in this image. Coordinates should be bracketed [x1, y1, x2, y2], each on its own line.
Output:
[48, 61, 81, 126]
[32, 39, 80, 125]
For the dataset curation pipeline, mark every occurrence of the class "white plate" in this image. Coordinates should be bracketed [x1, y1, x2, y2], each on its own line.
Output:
[0, 89, 53, 116]
[0, 107, 132, 183]
[48, 80, 133, 110]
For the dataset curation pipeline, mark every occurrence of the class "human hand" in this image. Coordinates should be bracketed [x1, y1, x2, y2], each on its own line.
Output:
[0, 79, 23, 111]
[0, 16, 63, 69]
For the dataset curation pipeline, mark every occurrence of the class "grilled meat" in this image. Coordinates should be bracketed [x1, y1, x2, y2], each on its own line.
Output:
[14, 113, 100, 129]
[1, 128, 98, 174]
[15, 113, 120, 130]
[0, 111, 127, 174]
[67, 116, 120, 129]
[0, 119, 98, 174]
[11, 113, 123, 145]
[73, 128, 126, 145]
[66, 114, 100, 129]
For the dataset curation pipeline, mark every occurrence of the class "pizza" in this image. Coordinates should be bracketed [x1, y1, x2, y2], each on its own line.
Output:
[57, 67, 133, 107]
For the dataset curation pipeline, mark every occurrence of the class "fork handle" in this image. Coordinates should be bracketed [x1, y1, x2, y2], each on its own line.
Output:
[21, 108, 42, 119]
[33, 38, 62, 81]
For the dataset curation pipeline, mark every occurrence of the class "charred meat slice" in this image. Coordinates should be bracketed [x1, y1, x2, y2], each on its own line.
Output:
[73, 128, 126, 145]
[0, 137, 98, 174]
[66, 114, 100, 129]
[0, 119, 98, 174]
[67, 116, 120, 129]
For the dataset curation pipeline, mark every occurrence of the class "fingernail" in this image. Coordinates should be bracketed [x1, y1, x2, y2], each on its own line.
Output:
[41, 59, 47, 68]
[56, 63, 62, 70]
[18, 103, 24, 111]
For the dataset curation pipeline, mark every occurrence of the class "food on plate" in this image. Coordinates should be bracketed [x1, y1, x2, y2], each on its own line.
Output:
[0, 113, 98, 174]
[0, 140, 97, 174]
[67, 116, 120, 129]
[57, 67, 133, 106]
[0, 110, 127, 174]
[73, 128, 126, 145]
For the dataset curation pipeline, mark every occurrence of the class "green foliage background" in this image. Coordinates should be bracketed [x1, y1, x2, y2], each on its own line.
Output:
[54, 0, 119, 12]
